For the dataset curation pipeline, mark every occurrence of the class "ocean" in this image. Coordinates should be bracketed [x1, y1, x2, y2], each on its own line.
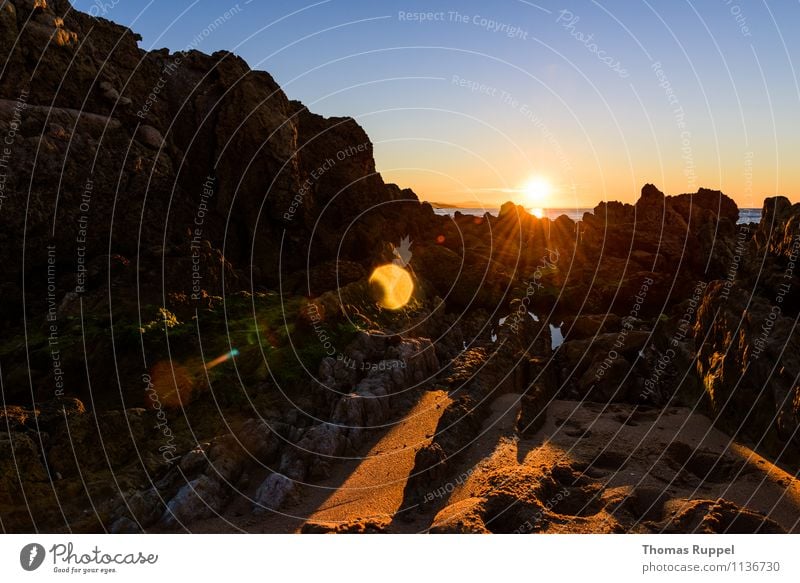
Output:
[433, 207, 762, 225]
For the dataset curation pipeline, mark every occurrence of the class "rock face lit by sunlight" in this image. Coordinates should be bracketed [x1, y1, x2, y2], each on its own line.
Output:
[369, 264, 414, 309]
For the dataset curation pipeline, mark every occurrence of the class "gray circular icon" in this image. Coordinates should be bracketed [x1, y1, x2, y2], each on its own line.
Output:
[19, 543, 46, 571]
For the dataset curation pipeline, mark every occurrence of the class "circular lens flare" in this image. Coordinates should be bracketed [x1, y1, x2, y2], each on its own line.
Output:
[369, 264, 414, 310]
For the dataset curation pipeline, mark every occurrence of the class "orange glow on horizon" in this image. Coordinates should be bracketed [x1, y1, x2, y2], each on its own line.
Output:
[381, 167, 789, 210]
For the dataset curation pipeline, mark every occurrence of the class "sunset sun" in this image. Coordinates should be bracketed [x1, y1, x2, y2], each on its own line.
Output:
[522, 176, 552, 217]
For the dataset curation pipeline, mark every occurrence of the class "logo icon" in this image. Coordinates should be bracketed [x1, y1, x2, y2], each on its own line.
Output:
[20, 543, 46, 571]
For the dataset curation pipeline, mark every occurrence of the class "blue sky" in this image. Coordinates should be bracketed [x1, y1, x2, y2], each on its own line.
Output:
[73, 0, 800, 207]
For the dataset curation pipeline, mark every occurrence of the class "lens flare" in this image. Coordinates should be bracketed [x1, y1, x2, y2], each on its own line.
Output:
[147, 361, 194, 408]
[369, 264, 414, 310]
[206, 348, 239, 370]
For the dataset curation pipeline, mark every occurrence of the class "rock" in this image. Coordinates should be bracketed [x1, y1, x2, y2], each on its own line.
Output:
[412, 244, 510, 310]
[206, 435, 247, 483]
[0, 0, 438, 348]
[161, 475, 228, 527]
[125, 488, 165, 528]
[19, 0, 47, 11]
[110, 516, 141, 534]
[178, 446, 208, 475]
[47, 408, 151, 476]
[401, 442, 449, 506]
[34, 11, 62, 27]
[1, 1, 17, 17]
[635, 183, 666, 223]
[517, 382, 552, 435]
[277, 451, 307, 481]
[592, 200, 634, 224]
[753, 196, 800, 263]
[693, 281, 800, 461]
[296, 423, 344, 457]
[0, 432, 48, 484]
[332, 393, 366, 427]
[562, 314, 623, 341]
[672, 187, 739, 225]
[138, 125, 163, 149]
[253, 473, 294, 513]
[235, 419, 278, 463]
[576, 354, 632, 401]
[558, 330, 651, 390]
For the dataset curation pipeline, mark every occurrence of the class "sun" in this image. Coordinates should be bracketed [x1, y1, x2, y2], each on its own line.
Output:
[522, 176, 552, 207]
[521, 177, 552, 219]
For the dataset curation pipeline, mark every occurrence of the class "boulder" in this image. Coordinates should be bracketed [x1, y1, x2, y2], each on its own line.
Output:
[160, 475, 228, 527]
[253, 473, 295, 514]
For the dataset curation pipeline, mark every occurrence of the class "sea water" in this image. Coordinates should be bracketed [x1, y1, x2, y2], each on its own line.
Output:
[434, 207, 762, 225]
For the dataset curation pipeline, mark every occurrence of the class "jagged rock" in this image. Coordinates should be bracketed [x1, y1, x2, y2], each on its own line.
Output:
[635, 183, 666, 223]
[296, 423, 344, 458]
[562, 314, 623, 340]
[160, 475, 227, 527]
[178, 446, 208, 476]
[557, 330, 651, 396]
[332, 393, 367, 427]
[235, 419, 279, 464]
[517, 382, 552, 435]
[125, 488, 165, 528]
[206, 435, 247, 483]
[693, 281, 800, 461]
[253, 474, 294, 514]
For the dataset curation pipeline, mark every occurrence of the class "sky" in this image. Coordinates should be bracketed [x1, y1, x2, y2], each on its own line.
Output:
[73, 0, 800, 208]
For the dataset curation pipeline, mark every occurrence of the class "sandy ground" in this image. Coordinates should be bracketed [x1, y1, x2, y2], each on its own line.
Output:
[439, 399, 800, 533]
[540, 400, 800, 532]
[301, 390, 451, 526]
[183, 390, 451, 533]
[175, 394, 800, 533]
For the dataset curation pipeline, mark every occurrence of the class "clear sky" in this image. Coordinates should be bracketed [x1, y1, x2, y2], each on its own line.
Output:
[73, 0, 800, 208]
